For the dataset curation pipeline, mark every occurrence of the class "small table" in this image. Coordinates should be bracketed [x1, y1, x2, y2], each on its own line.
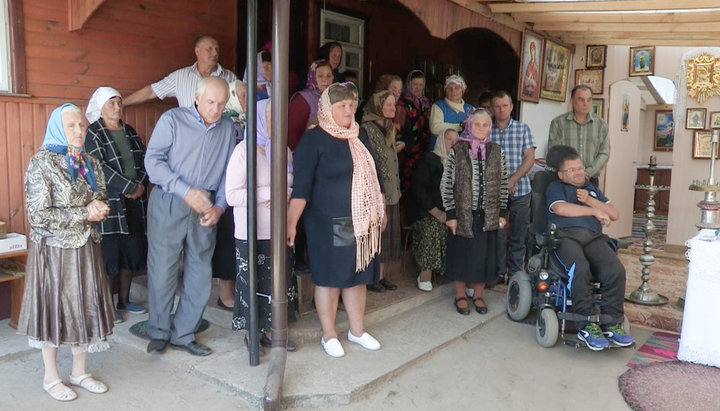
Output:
[677, 232, 720, 367]
[0, 249, 27, 329]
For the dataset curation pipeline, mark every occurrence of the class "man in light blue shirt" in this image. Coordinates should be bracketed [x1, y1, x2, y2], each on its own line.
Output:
[491, 91, 536, 283]
[144, 77, 235, 356]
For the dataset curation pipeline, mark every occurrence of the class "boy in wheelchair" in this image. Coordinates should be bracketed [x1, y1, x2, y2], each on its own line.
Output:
[544, 145, 633, 350]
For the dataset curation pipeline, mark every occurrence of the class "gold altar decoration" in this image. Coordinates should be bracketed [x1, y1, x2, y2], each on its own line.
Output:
[686, 54, 720, 104]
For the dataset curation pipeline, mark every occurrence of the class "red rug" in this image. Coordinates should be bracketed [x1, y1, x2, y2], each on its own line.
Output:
[619, 361, 720, 411]
[626, 331, 679, 368]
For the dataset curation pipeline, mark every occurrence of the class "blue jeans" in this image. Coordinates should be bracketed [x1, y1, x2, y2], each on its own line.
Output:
[497, 193, 531, 276]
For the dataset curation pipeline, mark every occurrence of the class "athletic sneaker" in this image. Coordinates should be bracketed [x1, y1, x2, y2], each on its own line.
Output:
[603, 324, 635, 347]
[577, 323, 609, 351]
[117, 301, 147, 314]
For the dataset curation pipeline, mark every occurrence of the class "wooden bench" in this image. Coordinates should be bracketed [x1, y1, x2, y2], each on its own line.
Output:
[0, 249, 27, 329]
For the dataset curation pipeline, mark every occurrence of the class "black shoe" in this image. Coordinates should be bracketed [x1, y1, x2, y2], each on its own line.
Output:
[260, 333, 297, 352]
[245, 334, 265, 356]
[454, 297, 470, 315]
[147, 339, 168, 354]
[217, 297, 233, 312]
[367, 283, 386, 293]
[472, 297, 488, 315]
[170, 341, 212, 356]
[378, 278, 397, 291]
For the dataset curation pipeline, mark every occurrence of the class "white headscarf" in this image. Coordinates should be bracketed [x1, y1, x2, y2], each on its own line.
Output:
[444, 75, 467, 93]
[86, 86, 121, 124]
[226, 80, 247, 123]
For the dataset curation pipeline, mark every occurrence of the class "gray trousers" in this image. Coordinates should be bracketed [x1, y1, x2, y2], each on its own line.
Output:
[146, 188, 217, 345]
[497, 193, 531, 276]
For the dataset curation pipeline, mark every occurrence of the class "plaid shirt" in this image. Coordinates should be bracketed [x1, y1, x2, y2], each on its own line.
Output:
[84, 119, 148, 235]
[548, 112, 609, 178]
[492, 118, 535, 197]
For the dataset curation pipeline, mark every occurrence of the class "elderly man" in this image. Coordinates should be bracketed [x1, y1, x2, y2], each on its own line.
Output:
[546, 145, 633, 351]
[548, 85, 609, 185]
[144, 77, 235, 356]
[491, 91, 536, 284]
[124, 35, 237, 107]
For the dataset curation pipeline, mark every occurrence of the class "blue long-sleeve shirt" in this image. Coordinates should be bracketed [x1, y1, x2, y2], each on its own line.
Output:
[145, 105, 235, 210]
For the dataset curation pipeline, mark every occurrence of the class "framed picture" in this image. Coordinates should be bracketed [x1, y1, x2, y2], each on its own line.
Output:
[692, 130, 719, 159]
[653, 110, 674, 151]
[710, 112, 720, 129]
[540, 39, 571, 102]
[518, 29, 544, 103]
[621, 94, 630, 132]
[686, 108, 707, 130]
[586, 45, 607, 69]
[591, 98, 604, 119]
[414, 57, 427, 75]
[629, 46, 655, 77]
[575, 69, 604, 94]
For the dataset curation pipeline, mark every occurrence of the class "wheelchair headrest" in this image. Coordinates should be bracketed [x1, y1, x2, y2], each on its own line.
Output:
[531, 170, 558, 236]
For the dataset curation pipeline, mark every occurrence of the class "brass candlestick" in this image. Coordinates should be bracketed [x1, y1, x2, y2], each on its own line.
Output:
[626, 155, 669, 305]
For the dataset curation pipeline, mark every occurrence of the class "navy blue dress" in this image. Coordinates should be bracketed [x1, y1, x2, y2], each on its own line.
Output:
[292, 126, 381, 288]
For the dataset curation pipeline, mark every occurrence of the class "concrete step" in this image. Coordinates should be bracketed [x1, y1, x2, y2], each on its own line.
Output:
[113, 287, 508, 408]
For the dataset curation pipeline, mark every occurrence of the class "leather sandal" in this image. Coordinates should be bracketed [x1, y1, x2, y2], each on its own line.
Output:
[454, 297, 470, 315]
[473, 297, 488, 315]
[43, 379, 77, 401]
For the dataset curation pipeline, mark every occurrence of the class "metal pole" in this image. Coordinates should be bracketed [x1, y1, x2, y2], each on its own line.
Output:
[264, 0, 290, 408]
[246, 0, 260, 367]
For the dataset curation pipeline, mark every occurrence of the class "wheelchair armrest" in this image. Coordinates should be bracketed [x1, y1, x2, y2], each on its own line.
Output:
[613, 238, 629, 249]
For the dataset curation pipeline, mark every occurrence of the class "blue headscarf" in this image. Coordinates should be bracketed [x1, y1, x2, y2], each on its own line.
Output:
[39, 103, 98, 191]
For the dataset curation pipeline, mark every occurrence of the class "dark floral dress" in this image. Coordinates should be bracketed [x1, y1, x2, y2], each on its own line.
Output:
[398, 93, 431, 193]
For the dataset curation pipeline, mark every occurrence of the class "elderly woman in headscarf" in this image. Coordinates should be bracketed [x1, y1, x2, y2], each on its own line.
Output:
[288, 82, 386, 358]
[288, 60, 334, 151]
[226, 99, 297, 354]
[429, 74, 474, 151]
[361, 90, 402, 293]
[441, 108, 508, 316]
[409, 128, 459, 292]
[19, 103, 114, 401]
[212, 80, 249, 311]
[317, 41, 344, 81]
[397, 70, 432, 193]
[84, 87, 148, 324]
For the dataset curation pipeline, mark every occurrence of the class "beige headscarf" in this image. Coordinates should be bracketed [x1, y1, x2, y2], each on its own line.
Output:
[318, 85, 385, 272]
[433, 129, 455, 165]
[361, 90, 396, 147]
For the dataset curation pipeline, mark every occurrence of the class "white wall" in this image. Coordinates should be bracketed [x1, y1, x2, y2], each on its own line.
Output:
[519, 100, 568, 157]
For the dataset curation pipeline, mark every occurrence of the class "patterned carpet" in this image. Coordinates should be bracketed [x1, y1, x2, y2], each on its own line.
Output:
[620, 213, 668, 251]
[626, 331, 679, 368]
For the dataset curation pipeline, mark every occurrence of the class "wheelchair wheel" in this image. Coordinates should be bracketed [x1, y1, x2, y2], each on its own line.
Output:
[536, 308, 559, 348]
[507, 273, 532, 321]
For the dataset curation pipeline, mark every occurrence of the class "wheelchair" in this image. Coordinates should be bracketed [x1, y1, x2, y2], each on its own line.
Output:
[505, 170, 630, 349]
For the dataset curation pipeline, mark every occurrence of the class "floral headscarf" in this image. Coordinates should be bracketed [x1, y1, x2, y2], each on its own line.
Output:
[458, 108, 492, 160]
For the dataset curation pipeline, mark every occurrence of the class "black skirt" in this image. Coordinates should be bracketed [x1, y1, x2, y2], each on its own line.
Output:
[212, 207, 237, 280]
[445, 211, 498, 284]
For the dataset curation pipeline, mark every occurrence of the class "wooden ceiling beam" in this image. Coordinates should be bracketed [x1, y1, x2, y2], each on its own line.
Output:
[511, 11, 720, 24]
[448, 0, 525, 31]
[557, 34, 719, 47]
[534, 22, 720, 33]
[490, 0, 720, 13]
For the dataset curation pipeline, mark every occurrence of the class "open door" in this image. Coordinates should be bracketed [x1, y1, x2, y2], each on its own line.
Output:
[603, 80, 642, 238]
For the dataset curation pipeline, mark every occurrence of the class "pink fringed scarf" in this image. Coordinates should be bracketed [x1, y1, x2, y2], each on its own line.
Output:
[317, 88, 385, 272]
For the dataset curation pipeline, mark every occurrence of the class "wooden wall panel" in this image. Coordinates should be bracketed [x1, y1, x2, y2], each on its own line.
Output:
[22, 0, 238, 100]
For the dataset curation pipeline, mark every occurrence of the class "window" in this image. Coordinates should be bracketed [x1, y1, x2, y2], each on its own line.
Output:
[320, 9, 364, 94]
[0, 0, 10, 92]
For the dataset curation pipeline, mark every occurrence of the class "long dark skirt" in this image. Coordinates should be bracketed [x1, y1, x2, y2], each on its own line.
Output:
[18, 240, 115, 352]
[445, 212, 498, 284]
[212, 207, 237, 280]
[101, 197, 147, 277]
[231, 239, 296, 334]
[380, 203, 402, 263]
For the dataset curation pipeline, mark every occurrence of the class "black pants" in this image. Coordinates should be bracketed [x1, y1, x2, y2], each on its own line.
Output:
[554, 227, 625, 328]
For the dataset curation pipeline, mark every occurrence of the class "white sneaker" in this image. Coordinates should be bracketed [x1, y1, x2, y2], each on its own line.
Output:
[417, 276, 433, 292]
[347, 331, 381, 351]
[320, 337, 345, 358]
